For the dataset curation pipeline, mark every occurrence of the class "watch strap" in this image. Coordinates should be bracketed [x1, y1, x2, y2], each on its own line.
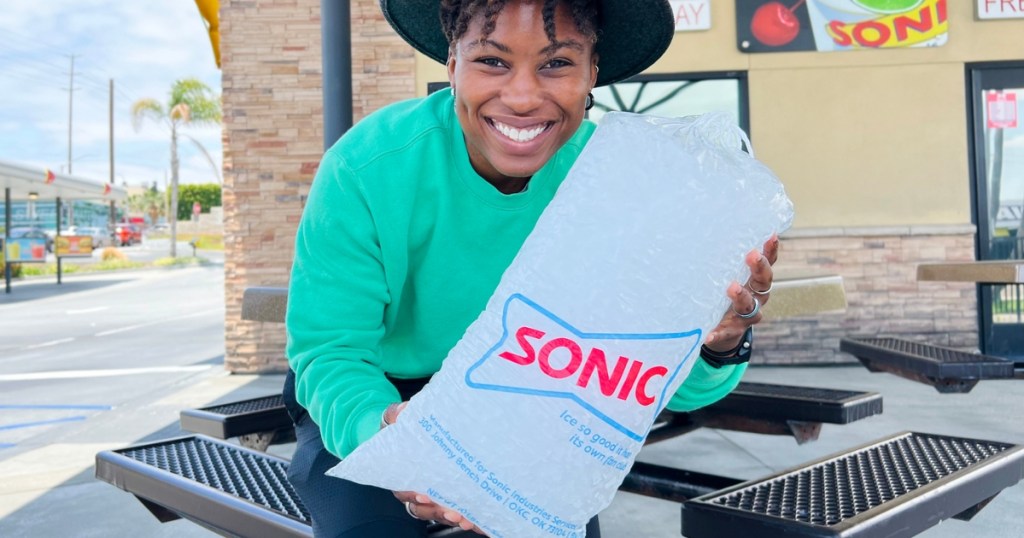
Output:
[700, 327, 753, 369]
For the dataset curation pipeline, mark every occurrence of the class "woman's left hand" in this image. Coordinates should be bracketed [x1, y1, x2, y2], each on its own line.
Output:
[703, 235, 780, 353]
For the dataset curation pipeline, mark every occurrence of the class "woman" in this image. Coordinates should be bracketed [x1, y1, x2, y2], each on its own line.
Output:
[285, 0, 779, 536]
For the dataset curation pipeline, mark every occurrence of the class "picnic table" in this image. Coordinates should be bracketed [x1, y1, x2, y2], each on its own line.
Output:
[841, 259, 1024, 391]
[96, 272, 1024, 538]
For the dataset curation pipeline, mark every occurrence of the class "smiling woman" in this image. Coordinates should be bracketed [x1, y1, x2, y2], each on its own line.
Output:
[283, 1, 779, 537]
[447, 1, 598, 193]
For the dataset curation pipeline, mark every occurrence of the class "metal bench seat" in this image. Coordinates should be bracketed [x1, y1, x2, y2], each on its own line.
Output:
[649, 382, 882, 445]
[95, 435, 469, 538]
[184, 382, 883, 451]
[681, 431, 1024, 538]
[840, 337, 1016, 393]
[180, 394, 293, 451]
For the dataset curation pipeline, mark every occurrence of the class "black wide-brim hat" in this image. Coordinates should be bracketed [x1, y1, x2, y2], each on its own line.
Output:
[379, 0, 675, 87]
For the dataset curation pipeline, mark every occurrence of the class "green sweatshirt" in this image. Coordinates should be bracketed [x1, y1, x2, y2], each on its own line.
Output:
[286, 89, 746, 459]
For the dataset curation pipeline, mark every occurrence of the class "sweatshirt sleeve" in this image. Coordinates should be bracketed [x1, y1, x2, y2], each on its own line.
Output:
[665, 358, 747, 413]
[285, 149, 400, 459]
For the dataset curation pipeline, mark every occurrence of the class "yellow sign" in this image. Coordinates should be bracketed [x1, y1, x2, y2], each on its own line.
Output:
[825, 0, 948, 49]
[55, 235, 94, 257]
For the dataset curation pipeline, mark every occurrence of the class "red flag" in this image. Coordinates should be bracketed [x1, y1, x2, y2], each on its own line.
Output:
[45, 168, 56, 184]
[102, 183, 112, 196]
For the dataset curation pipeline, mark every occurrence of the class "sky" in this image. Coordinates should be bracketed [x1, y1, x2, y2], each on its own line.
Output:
[0, 0, 222, 190]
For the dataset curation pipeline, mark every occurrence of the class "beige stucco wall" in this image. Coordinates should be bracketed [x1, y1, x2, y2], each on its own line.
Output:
[416, 1, 1023, 230]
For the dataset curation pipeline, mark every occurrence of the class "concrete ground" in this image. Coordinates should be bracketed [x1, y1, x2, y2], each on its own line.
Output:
[1, 362, 1021, 537]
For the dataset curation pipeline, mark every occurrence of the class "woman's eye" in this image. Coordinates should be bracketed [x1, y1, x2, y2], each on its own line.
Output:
[478, 57, 506, 68]
[544, 58, 572, 69]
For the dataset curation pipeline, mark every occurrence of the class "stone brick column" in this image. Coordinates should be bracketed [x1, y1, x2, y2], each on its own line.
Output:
[221, 0, 416, 372]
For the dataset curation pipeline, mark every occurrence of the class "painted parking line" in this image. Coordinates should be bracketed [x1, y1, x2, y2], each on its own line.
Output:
[94, 308, 222, 337]
[0, 365, 212, 382]
[0, 404, 113, 411]
[22, 338, 75, 350]
[66, 306, 109, 315]
[0, 416, 87, 432]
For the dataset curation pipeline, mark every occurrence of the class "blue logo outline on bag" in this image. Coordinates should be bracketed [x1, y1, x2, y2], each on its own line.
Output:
[465, 294, 700, 441]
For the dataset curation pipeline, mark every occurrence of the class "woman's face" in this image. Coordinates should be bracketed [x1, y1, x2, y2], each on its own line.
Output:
[447, 0, 598, 191]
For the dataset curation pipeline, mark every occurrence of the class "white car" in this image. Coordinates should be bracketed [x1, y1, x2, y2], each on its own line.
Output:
[63, 226, 110, 248]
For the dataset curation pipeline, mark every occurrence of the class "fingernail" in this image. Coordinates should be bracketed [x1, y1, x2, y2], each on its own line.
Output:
[444, 511, 460, 522]
[416, 495, 429, 504]
[706, 334, 715, 344]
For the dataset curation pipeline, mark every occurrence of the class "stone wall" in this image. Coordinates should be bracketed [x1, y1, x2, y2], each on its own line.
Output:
[221, 0, 416, 372]
[755, 227, 979, 365]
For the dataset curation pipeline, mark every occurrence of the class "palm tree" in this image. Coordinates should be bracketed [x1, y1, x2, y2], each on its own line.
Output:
[125, 184, 167, 227]
[132, 78, 221, 257]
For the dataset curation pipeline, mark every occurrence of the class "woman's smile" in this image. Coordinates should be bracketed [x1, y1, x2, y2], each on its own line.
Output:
[489, 119, 553, 144]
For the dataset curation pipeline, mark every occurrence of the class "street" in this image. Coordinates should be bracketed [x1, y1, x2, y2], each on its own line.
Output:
[40, 236, 226, 267]
[0, 261, 244, 537]
[0, 265, 224, 443]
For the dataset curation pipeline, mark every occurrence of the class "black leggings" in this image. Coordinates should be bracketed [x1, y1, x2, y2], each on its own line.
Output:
[283, 370, 601, 537]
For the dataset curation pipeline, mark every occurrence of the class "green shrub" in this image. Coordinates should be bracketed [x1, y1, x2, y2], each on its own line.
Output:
[173, 184, 221, 220]
[153, 256, 205, 267]
[91, 259, 144, 271]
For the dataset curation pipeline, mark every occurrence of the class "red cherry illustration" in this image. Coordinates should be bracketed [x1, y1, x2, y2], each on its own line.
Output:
[750, 0, 805, 47]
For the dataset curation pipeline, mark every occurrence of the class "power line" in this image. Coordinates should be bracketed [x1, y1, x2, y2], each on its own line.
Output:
[0, 27, 74, 58]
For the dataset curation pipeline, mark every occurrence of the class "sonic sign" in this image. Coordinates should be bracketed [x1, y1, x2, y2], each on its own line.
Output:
[737, 0, 949, 53]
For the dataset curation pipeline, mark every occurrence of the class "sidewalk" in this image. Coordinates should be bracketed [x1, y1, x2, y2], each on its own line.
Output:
[0, 364, 1021, 537]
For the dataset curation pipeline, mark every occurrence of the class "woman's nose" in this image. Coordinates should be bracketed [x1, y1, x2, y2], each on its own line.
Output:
[501, 69, 544, 113]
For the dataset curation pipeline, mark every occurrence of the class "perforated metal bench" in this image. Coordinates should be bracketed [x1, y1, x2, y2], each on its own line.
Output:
[840, 337, 1016, 393]
[183, 381, 882, 452]
[180, 394, 293, 451]
[647, 382, 882, 445]
[94, 435, 470, 538]
[681, 431, 1024, 538]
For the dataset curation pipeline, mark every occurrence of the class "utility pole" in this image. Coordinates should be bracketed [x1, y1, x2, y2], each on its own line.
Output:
[109, 78, 116, 230]
[66, 55, 78, 174]
[65, 54, 79, 229]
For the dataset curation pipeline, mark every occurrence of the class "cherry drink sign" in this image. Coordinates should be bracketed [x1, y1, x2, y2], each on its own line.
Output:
[737, 0, 949, 53]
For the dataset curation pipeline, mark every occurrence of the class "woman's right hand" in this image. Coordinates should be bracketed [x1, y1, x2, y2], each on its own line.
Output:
[385, 402, 485, 534]
[394, 490, 486, 534]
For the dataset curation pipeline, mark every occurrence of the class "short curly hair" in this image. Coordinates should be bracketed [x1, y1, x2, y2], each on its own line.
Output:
[440, 0, 599, 50]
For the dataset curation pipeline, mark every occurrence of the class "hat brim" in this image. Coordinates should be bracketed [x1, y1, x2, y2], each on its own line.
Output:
[379, 0, 675, 87]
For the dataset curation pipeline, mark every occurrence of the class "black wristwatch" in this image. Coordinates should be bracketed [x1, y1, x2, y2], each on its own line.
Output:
[700, 327, 753, 369]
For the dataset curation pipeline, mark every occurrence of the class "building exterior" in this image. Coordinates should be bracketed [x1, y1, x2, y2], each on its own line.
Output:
[221, 0, 1024, 372]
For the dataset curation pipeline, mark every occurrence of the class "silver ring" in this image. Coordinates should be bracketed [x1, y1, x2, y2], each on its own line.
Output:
[733, 297, 760, 319]
[749, 282, 773, 295]
[405, 501, 419, 520]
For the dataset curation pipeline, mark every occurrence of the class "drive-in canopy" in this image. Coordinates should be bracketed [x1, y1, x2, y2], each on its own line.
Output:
[0, 159, 126, 202]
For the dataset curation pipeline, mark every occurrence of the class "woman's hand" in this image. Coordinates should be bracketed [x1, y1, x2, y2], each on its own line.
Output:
[704, 235, 780, 353]
[384, 403, 485, 534]
[393, 491, 485, 534]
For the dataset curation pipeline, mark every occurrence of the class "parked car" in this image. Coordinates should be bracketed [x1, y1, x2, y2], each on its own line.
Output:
[9, 226, 54, 252]
[114, 223, 143, 247]
[63, 226, 111, 248]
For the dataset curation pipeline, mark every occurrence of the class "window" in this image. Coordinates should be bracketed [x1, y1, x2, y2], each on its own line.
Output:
[589, 71, 749, 135]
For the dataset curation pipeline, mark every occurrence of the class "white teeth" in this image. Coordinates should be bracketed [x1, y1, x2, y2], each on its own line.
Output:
[493, 121, 546, 143]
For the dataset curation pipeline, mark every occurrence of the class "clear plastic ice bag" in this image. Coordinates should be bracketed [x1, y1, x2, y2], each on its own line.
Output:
[327, 112, 794, 537]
